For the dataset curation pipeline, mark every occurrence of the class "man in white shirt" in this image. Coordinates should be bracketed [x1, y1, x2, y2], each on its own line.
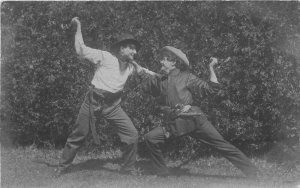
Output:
[56, 17, 156, 176]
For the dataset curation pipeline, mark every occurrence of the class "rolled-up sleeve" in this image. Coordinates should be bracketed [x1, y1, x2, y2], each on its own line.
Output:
[78, 44, 104, 65]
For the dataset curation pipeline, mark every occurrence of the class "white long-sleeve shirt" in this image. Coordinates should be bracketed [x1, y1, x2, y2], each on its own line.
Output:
[75, 28, 156, 93]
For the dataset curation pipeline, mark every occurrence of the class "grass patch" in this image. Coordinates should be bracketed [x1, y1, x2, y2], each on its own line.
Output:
[1, 145, 299, 188]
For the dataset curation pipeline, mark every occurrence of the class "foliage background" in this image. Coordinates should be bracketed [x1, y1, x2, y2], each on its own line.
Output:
[1, 1, 300, 157]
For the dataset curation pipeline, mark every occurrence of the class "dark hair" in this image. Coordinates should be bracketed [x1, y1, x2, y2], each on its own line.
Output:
[159, 50, 188, 71]
[112, 42, 136, 55]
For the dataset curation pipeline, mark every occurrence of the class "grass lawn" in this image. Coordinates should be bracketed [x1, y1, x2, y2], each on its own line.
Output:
[1, 145, 299, 188]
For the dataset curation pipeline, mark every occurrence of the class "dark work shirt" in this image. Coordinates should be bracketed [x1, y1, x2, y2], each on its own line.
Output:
[142, 68, 221, 108]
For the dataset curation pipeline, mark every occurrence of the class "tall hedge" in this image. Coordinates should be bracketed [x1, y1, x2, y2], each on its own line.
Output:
[1, 2, 299, 154]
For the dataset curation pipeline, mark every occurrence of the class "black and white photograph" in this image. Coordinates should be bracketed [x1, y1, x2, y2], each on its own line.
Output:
[1, 1, 300, 187]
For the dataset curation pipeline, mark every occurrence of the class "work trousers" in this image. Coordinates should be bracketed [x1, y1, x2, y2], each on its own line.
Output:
[144, 114, 258, 176]
[60, 90, 138, 171]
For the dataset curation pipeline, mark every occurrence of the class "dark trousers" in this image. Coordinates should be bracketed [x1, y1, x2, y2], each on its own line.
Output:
[60, 91, 138, 171]
[144, 114, 258, 176]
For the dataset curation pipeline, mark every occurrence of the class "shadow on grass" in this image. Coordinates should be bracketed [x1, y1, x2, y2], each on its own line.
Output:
[69, 158, 121, 174]
[179, 171, 246, 180]
[42, 157, 246, 180]
[136, 160, 246, 180]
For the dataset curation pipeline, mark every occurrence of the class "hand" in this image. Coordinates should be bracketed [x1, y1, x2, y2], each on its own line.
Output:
[181, 105, 191, 113]
[155, 73, 163, 78]
[130, 61, 140, 69]
[131, 61, 142, 72]
[130, 60, 139, 66]
[71, 17, 81, 26]
[209, 57, 218, 67]
[175, 104, 191, 113]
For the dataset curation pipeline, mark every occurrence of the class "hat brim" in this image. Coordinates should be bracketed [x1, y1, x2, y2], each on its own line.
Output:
[160, 46, 190, 66]
[111, 39, 141, 53]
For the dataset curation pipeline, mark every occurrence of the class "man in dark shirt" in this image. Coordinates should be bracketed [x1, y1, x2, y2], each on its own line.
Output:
[142, 46, 259, 178]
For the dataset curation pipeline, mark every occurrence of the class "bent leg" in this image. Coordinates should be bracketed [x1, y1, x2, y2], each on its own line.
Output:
[144, 126, 169, 174]
[104, 104, 138, 171]
[192, 117, 258, 177]
[60, 101, 94, 167]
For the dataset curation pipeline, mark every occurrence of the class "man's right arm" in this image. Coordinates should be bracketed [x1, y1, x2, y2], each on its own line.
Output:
[72, 17, 103, 64]
[130, 61, 160, 77]
[186, 58, 221, 99]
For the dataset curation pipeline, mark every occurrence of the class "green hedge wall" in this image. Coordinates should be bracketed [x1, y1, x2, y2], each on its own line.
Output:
[1, 2, 299, 155]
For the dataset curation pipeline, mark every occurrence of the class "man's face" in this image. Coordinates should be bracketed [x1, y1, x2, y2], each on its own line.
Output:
[119, 44, 137, 62]
[159, 56, 176, 74]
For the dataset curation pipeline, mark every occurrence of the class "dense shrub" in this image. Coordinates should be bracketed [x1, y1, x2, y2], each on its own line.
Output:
[1, 2, 299, 155]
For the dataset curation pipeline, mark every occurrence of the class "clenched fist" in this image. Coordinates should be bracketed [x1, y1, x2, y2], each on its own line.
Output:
[209, 57, 218, 67]
[71, 17, 81, 26]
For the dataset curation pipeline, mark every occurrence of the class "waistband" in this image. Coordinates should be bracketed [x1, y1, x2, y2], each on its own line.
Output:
[89, 85, 123, 102]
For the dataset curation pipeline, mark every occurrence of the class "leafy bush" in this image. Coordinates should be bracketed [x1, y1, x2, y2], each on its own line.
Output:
[1, 2, 299, 155]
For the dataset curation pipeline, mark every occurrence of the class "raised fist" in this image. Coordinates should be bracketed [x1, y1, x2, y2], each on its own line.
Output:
[71, 17, 81, 25]
[209, 57, 218, 67]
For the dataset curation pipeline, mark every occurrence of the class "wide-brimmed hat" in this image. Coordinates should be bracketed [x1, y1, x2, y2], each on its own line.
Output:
[111, 33, 141, 53]
[160, 46, 189, 66]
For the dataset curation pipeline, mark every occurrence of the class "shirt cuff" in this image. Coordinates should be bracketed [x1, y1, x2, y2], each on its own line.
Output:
[209, 81, 222, 88]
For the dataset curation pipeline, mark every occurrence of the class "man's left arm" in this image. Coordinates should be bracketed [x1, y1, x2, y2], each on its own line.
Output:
[131, 61, 160, 77]
[208, 57, 219, 84]
[187, 58, 221, 98]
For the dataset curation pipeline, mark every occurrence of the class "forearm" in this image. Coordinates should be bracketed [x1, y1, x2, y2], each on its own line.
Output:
[74, 23, 84, 55]
[72, 18, 102, 64]
[209, 65, 219, 83]
[187, 72, 220, 99]
[139, 67, 158, 76]
[208, 57, 219, 83]
[132, 61, 158, 76]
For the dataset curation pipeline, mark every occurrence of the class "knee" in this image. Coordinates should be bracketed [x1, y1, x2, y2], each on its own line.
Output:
[125, 122, 139, 139]
[121, 129, 138, 145]
[68, 127, 89, 142]
[144, 133, 153, 144]
[130, 128, 138, 141]
[82, 128, 90, 138]
[66, 132, 88, 145]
